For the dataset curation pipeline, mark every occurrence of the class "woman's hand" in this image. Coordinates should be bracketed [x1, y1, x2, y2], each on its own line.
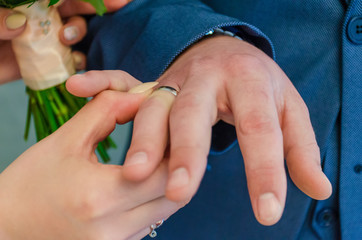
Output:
[0, 7, 25, 83]
[0, 0, 130, 84]
[0, 79, 184, 240]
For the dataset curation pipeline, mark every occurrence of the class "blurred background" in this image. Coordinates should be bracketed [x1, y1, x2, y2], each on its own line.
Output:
[0, 80, 132, 173]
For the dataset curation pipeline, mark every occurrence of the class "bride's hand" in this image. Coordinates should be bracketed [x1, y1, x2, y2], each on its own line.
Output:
[0, 83, 185, 240]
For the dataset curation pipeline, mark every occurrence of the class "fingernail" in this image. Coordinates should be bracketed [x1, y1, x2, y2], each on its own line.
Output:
[64, 26, 79, 41]
[128, 82, 159, 94]
[167, 168, 189, 191]
[124, 152, 148, 166]
[5, 13, 26, 30]
[257, 193, 282, 224]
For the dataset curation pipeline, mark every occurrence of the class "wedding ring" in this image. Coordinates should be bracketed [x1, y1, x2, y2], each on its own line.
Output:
[156, 86, 179, 97]
[149, 220, 164, 238]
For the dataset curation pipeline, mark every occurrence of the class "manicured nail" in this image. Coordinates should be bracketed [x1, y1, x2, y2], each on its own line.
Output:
[128, 82, 159, 94]
[5, 13, 26, 30]
[64, 26, 79, 41]
[167, 168, 189, 191]
[257, 193, 282, 225]
[124, 152, 148, 166]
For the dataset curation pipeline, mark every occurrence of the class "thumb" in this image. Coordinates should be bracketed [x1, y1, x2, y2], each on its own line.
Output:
[55, 90, 148, 156]
[0, 8, 27, 39]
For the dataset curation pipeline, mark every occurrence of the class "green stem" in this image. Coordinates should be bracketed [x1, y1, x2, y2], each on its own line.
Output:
[25, 83, 116, 163]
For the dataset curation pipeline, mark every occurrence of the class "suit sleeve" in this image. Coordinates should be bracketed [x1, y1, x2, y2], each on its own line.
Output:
[84, 0, 275, 154]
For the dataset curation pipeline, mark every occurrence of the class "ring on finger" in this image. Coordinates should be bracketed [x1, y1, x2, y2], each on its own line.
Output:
[156, 86, 179, 97]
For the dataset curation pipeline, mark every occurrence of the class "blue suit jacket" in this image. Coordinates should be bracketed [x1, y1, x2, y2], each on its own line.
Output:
[84, 0, 362, 239]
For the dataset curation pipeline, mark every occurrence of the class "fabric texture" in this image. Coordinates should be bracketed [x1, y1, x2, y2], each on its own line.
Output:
[84, 0, 361, 239]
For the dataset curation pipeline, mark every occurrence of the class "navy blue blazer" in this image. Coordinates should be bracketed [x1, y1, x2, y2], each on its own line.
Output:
[84, 0, 361, 239]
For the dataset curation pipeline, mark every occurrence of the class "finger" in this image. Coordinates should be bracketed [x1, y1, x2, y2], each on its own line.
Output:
[228, 68, 285, 226]
[72, 51, 86, 71]
[283, 84, 332, 200]
[129, 227, 155, 240]
[54, 90, 148, 155]
[0, 9, 26, 39]
[62, 161, 172, 240]
[66, 70, 142, 97]
[165, 76, 218, 202]
[123, 86, 176, 181]
[130, 216, 168, 240]
[58, 0, 130, 17]
[59, 16, 87, 45]
[0, 41, 21, 83]
[84, 161, 170, 214]
[119, 197, 182, 239]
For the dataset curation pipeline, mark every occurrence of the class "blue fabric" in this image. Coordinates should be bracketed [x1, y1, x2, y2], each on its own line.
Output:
[84, 0, 362, 239]
[339, 1, 362, 240]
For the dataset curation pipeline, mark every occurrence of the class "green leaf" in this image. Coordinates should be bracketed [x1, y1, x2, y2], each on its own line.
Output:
[80, 0, 107, 16]
[1, 0, 106, 15]
[48, 0, 59, 7]
[24, 93, 32, 140]
[0, 0, 36, 8]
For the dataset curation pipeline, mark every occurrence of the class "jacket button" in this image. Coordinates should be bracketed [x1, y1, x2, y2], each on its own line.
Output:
[354, 164, 362, 174]
[347, 16, 362, 44]
[316, 208, 337, 227]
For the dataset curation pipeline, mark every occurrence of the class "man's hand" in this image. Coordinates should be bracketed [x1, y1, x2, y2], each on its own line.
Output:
[67, 36, 332, 226]
[123, 36, 332, 225]
[0, 80, 184, 240]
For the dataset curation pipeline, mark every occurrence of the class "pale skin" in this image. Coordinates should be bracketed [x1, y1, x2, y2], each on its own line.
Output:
[0, 88, 185, 240]
[67, 35, 333, 226]
[0, 1, 186, 239]
[1, 0, 332, 230]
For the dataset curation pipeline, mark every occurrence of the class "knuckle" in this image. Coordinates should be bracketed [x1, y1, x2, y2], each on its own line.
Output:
[185, 55, 219, 75]
[238, 111, 277, 136]
[243, 82, 273, 103]
[190, 55, 217, 67]
[225, 54, 269, 80]
[67, 188, 107, 223]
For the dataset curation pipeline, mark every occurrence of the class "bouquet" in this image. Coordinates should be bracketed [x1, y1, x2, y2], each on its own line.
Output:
[1, 0, 115, 162]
